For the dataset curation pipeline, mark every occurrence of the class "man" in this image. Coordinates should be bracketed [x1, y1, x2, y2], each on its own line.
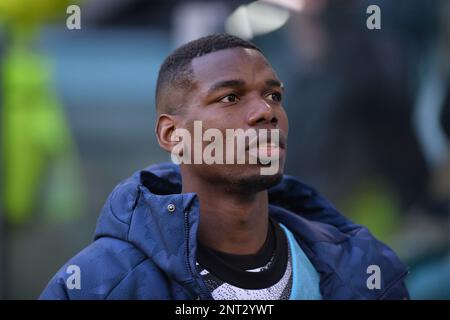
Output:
[40, 34, 409, 300]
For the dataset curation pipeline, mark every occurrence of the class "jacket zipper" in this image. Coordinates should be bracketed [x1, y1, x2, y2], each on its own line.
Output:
[376, 269, 409, 300]
[184, 210, 210, 300]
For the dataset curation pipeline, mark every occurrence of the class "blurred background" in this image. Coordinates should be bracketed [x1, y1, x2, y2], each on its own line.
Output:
[0, 0, 448, 299]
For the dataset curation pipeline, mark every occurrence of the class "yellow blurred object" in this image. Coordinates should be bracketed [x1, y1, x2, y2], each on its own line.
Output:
[0, 0, 75, 28]
[342, 178, 401, 245]
[0, 0, 86, 224]
[1, 32, 84, 224]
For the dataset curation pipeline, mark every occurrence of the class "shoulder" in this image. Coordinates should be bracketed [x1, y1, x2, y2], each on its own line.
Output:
[39, 237, 170, 300]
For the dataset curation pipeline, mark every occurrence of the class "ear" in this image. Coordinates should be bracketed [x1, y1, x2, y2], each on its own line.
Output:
[155, 114, 178, 153]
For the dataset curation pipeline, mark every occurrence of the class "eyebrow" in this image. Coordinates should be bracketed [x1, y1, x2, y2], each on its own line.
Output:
[207, 78, 284, 95]
[207, 79, 246, 95]
[266, 79, 284, 90]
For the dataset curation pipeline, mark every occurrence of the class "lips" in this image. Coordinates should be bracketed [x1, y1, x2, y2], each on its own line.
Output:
[245, 132, 286, 151]
[246, 132, 286, 164]
[248, 142, 281, 161]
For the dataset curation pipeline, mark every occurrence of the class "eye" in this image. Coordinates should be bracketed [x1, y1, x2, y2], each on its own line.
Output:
[219, 94, 239, 103]
[267, 92, 282, 102]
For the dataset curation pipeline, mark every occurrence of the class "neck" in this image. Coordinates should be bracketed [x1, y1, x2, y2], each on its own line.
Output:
[181, 170, 269, 255]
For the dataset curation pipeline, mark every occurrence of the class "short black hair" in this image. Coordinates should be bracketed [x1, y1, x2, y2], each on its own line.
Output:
[155, 33, 261, 115]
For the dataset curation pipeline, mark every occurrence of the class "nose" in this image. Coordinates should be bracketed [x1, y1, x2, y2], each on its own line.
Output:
[247, 97, 278, 127]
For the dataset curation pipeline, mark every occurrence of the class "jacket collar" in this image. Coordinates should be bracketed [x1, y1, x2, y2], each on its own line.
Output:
[95, 162, 408, 299]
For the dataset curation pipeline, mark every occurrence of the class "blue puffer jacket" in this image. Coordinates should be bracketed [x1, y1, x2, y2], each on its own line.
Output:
[40, 162, 409, 300]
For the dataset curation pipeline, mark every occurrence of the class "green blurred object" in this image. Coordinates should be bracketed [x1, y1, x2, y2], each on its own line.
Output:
[0, 0, 75, 29]
[1, 31, 85, 224]
[342, 178, 401, 244]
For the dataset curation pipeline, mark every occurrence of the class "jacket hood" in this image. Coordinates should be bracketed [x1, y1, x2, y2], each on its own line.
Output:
[94, 162, 408, 299]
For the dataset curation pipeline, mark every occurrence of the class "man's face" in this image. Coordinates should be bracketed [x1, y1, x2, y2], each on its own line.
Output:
[178, 47, 289, 192]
